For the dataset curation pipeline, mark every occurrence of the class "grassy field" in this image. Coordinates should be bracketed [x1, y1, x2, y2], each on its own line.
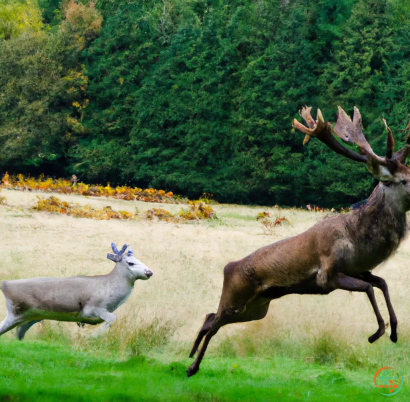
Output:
[1, 339, 405, 402]
[0, 188, 410, 401]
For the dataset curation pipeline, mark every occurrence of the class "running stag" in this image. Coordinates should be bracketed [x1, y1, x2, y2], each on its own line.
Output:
[187, 106, 410, 377]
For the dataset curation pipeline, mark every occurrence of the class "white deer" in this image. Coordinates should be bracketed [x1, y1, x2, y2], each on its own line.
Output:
[0, 243, 153, 340]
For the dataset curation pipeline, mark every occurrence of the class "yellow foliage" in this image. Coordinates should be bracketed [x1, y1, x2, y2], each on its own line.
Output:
[1, 171, 9, 186]
[4, 174, 191, 205]
[33, 196, 137, 221]
[256, 212, 270, 220]
[0, 0, 43, 40]
[119, 210, 133, 219]
[32, 196, 216, 224]
[179, 202, 215, 220]
[146, 208, 173, 221]
[145, 203, 216, 223]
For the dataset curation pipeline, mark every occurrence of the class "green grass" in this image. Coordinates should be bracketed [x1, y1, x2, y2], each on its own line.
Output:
[0, 340, 406, 402]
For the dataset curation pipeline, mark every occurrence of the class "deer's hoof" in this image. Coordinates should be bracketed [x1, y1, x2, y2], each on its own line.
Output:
[368, 336, 376, 344]
[368, 328, 385, 344]
[187, 365, 199, 377]
[390, 333, 398, 343]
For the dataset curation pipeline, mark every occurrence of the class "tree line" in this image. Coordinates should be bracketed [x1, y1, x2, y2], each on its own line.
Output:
[1, 0, 410, 207]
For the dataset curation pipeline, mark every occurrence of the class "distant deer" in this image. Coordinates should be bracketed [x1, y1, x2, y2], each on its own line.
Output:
[187, 106, 410, 377]
[0, 243, 153, 340]
[70, 174, 78, 186]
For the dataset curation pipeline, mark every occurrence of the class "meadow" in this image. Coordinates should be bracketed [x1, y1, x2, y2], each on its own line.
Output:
[0, 188, 409, 401]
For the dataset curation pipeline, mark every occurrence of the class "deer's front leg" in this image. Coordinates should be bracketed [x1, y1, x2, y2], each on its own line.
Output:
[362, 272, 398, 342]
[332, 272, 385, 343]
[90, 309, 116, 337]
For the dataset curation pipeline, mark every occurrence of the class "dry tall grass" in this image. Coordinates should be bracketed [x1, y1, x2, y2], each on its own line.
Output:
[1, 188, 410, 365]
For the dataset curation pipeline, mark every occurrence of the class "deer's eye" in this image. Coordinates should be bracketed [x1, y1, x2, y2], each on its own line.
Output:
[128, 262, 135, 266]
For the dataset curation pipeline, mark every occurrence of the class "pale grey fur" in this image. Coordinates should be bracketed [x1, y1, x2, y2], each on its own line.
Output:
[0, 244, 153, 340]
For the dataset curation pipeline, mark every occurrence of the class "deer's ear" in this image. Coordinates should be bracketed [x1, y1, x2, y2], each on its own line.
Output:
[366, 155, 395, 182]
[107, 253, 120, 262]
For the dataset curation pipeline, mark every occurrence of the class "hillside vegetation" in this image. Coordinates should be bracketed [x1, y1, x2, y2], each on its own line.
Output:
[2, 0, 410, 207]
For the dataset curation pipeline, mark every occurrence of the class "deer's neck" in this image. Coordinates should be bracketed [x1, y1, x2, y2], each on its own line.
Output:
[355, 184, 407, 260]
[108, 265, 136, 286]
[102, 265, 135, 312]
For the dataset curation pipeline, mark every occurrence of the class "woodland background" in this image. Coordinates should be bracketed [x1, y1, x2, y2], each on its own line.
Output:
[1, 0, 410, 207]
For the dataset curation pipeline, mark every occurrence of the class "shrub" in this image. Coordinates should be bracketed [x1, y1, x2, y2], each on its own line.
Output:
[33, 195, 137, 220]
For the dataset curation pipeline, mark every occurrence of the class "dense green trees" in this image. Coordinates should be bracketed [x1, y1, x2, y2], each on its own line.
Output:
[0, 1, 101, 173]
[0, 0, 43, 40]
[1, 0, 410, 207]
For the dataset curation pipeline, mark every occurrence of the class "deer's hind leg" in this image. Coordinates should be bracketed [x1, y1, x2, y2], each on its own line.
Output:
[187, 262, 269, 377]
[189, 313, 216, 358]
[0, 297, 26, 337]
[16, 320, 42, 340]
[187, 297, 270, 377]
[0, 314, 25, 336]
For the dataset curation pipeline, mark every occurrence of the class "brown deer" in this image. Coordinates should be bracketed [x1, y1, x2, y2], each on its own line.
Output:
[187, 106, 410, 377]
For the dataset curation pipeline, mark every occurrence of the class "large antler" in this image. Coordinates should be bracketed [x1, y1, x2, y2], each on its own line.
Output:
[292, 106, 367, 163]
[293, 106, 410, 166]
